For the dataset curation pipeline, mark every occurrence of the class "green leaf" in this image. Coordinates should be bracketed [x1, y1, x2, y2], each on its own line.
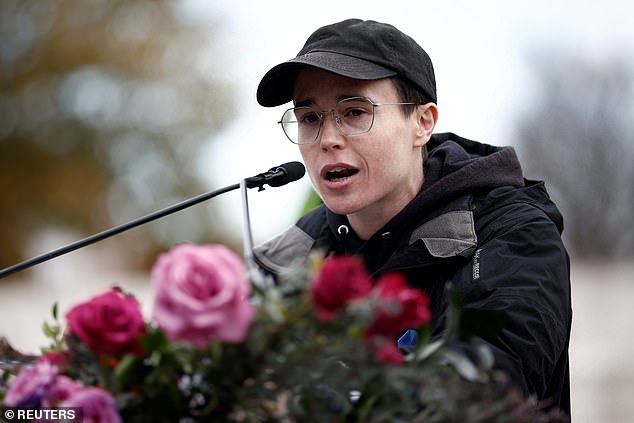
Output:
[51, 302, 59, 320]
[413, 339, 444, 362]
[42, 321, 60, 339]
[413, 323, 431, 348]
[444, 284, 465, 341]
[444, 350, 485, 382]
[113, 354, 139, 391]
[141, 326, 170, 353]
[474, 343, 495, 371]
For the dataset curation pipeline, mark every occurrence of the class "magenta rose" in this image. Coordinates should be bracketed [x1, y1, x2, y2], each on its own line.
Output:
[66, 288, 146, 356]
[61, 387, 122, 423]
[310, 255, 373, 322]
[151, 243, 255, 348]
[365, 272, 432, 339]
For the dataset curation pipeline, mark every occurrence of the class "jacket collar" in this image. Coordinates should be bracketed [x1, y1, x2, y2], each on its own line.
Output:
[324, 193, 478, 275]
[409, 210, 477, 258]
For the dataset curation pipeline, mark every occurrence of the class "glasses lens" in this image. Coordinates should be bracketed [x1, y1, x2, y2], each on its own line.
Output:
[279, 98, 376, 144]
[335, 98, 375, 136]
[281, 107, 321, 144]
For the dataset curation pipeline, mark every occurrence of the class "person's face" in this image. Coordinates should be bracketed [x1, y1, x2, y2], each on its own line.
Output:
[293, 68, 435, 233]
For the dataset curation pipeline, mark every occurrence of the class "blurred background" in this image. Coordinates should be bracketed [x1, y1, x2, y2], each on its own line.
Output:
[0, 0, 632, 421]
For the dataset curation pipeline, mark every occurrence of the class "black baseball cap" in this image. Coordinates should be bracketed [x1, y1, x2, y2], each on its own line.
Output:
[257, 19, 436, 107]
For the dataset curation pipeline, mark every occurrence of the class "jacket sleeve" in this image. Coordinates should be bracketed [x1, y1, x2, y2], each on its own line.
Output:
[452, 200, 572, 409]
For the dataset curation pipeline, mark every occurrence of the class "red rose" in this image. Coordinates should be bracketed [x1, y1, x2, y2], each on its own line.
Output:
[374, 341, 405, 365]
[365, 273, 431, 339]
[310, 255, 373, 322]
[40, 351, 71, 373]
[66, 288, 146, 356]
[40, 351, 69, 367]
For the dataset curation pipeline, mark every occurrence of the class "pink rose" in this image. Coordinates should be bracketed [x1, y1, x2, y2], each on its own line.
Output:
[310, 255, 373, 322]
[66, 288, 146, 356]
[151, 243, 255, 348]
[4, 359, 83, 408]
[61, 387, 122, 423]
[46, 375, 84, 405]
[3, 360, 58, 408]
[365, 273, 431, 339]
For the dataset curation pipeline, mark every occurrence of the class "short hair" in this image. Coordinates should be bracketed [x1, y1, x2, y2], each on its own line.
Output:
[391, 76, 432, 172]
[391, 76, 432, 115]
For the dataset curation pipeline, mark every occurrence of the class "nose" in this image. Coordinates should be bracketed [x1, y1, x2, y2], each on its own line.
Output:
[318, 110, 345, 150]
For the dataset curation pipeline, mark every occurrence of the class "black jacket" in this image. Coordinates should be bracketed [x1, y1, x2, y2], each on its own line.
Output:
[253, 133, 572, 413]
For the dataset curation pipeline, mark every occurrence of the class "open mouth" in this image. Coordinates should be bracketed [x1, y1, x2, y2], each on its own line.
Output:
[325, 166, 359, 182]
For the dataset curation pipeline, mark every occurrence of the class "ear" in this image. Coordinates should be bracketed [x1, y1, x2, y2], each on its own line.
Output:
[413, 103, 438, 147]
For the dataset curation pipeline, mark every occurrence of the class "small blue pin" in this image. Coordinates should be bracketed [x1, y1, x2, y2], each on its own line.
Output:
[397, 329, 418, 353]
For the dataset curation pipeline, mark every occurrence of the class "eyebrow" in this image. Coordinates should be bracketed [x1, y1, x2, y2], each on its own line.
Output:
[294, 94, 368, 108]
[294, 98, 314, 108]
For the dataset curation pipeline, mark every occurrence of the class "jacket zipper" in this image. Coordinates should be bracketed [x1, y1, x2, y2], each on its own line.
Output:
[337, 224, 350, 255]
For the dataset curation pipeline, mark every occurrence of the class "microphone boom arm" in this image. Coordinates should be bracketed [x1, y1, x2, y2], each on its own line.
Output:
[0, 183, 240, 279]
[0, 161, 305, 279]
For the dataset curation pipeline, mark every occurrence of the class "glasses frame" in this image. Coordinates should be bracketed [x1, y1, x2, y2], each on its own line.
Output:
[277, 96, 420, 145]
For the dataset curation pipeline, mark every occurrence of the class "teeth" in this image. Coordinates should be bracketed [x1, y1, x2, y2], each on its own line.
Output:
[326, 167, 357, 181]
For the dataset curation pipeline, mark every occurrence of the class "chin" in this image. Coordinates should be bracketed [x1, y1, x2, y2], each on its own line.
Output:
[322, 198, 364, 216]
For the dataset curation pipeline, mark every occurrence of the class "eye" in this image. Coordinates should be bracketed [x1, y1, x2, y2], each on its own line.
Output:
[297, 110, 321, 126]
[344, 107, 369, 119]
[338, 98, 373, 121]
[340, 104, 372, 121]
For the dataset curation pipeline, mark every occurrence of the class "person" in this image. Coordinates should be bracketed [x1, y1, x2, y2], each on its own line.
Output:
[253, 18, 572, 414]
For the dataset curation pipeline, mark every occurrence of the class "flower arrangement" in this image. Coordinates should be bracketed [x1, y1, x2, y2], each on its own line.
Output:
[0, 243, 569, 422]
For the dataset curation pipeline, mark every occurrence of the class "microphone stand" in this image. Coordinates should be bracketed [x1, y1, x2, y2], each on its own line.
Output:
[240, 179, 273, 289]
[0, 183, 239, 279]
[240, 179, 255, 268]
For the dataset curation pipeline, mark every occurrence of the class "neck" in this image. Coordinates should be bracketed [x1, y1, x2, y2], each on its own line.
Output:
[347, 172, 425, 241]
[347, 210, 395, 241]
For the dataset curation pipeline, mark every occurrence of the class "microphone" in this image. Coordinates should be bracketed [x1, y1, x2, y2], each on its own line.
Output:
[0, 162, 305, 279]
[240, 162, 306, 287]
[245, 161, 305, 190]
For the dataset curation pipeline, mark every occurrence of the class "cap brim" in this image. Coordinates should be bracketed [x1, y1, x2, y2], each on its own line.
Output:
[257, 51, 397, 107]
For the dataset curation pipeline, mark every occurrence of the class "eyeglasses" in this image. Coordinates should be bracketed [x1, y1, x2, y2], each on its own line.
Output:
[278, 97, 420, 144]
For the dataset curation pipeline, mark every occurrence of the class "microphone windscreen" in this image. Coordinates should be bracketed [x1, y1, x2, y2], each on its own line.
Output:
[269, 162, 306, 187]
